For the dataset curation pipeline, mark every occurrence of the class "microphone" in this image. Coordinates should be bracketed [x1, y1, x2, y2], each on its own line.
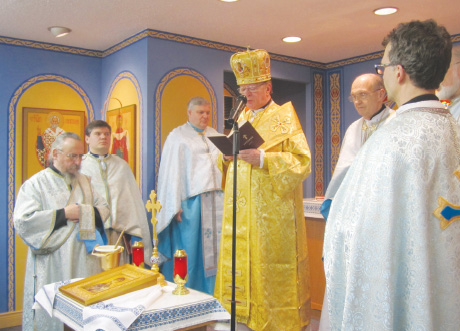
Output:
[229, 95, 247, 121]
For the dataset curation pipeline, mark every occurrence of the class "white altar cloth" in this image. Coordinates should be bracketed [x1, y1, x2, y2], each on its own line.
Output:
[35, 281, 230, 331]
[303, 198, 324, 219]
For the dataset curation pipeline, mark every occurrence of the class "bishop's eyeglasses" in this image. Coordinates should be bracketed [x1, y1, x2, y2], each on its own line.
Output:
[238, 83, 266, 94]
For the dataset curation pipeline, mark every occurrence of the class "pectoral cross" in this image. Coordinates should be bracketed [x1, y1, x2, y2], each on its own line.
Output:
[434, 169, 460, 229]
[145, 190, 162, 243]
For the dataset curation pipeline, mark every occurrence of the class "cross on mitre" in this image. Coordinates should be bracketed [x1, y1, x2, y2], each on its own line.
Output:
[146, 190, 162, 242]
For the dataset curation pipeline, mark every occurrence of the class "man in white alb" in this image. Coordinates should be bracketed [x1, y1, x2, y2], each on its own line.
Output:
[322, 19, 460, 330]
[157, 97, 223, 295]
[320, 73, 393, 219]
[81, 120, 152, 266]
[14, 132, 110, 331]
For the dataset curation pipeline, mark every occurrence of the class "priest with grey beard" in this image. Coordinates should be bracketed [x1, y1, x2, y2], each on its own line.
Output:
[14, 132, 110, 331]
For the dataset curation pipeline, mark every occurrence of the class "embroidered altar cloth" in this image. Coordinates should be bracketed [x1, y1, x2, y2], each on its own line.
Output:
[35, 281, 230, 331]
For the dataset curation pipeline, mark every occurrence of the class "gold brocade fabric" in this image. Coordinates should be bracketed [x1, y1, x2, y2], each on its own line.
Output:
[214, 102, 312, 331]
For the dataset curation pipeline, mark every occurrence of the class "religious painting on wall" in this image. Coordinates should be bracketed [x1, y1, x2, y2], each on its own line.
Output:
[107, 104, 136, 176]
[22, 107, 86, 181]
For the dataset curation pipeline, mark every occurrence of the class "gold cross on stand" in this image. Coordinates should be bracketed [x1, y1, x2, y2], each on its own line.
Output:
[145, 190, 166, 285]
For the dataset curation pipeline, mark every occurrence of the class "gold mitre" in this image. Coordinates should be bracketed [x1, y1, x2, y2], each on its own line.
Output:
[230, 48, 271, 85]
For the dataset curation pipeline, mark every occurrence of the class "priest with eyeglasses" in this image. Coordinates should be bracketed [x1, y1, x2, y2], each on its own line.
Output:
[322, 20, 460, 330]
[320, 73, 394, 220]
[14, 132, 110, 331]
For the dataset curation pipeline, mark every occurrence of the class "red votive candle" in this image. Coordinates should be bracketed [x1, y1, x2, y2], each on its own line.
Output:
[132, 241, 144, 267]
[173, 249, 187, 279]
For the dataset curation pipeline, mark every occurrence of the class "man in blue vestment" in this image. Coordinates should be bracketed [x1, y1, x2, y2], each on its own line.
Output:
[156, 97, 223, 294]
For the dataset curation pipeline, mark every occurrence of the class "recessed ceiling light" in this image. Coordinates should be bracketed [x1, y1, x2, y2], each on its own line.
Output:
[48, 26, 71, 38]
[373, 7, 398, 16]
[283, 36, 302, 43]
[220, 0, 239, 2]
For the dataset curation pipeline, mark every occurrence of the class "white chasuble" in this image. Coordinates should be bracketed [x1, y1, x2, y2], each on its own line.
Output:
[448, 95, 460, 122]
[81, 154, 152, 265]
[157, 123, 224, 290]
[14, 168, 110, 331]
[325, 106, 394, 200]
[324, 100, 460, 330]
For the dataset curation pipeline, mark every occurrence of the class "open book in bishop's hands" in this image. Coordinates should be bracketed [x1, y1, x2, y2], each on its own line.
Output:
[207, 120, 265, 155]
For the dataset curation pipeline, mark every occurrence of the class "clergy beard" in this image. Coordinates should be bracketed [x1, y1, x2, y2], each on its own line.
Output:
[63, 172, 76, 186]
[437, 73, 460, 100]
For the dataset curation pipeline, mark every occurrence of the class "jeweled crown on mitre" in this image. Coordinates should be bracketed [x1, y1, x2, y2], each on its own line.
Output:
[230, 48, 271, 85]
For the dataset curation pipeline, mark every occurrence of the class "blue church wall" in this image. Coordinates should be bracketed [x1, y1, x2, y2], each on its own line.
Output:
[0, 42, 102, 312]
[144, 37, 315, 198]
[0, 30, 419, 313]
[145, 38, 230, 197]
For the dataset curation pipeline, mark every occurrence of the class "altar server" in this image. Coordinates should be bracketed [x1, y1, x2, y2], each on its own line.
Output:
[81, 120, 152, 266]
[157, 97, 224, 294]
[323, 19, 460, 330]
[14, 132, 110, 331]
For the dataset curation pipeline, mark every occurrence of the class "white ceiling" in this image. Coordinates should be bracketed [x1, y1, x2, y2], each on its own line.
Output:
[0, 0, 459, 63]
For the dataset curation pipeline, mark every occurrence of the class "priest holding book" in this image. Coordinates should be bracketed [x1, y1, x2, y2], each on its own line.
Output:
[214, 49, 312, 331]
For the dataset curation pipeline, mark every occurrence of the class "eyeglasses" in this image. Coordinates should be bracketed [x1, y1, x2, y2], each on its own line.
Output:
[374, 63, 396, 75]
[57, 149, 84, 160]
[238, 83, 266, 94]
[348, 89, 382, 102]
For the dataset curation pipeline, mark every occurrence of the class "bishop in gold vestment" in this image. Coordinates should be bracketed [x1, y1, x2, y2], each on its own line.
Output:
[214, 49, 312, 331]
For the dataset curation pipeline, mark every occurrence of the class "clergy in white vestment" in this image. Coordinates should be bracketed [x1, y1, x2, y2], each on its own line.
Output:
[14, 132, 110, 331]
[320, 73, 394, 220]
[80, 120, 152, 266]
[157, 97, 223, 295]
[319, 74, 394, 330]
[437, 44, 460, 121]
[323, 20, 460, 330]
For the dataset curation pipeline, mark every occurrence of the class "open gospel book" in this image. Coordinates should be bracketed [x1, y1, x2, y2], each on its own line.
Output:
[207, 120, 264, 155]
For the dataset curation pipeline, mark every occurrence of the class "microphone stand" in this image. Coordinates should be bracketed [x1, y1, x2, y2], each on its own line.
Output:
[225, 117, 240, 331]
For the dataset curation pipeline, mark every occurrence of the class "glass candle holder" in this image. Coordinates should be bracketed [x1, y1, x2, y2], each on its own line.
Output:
[132, 241, 144, 267]
[173, 249, 189, 295]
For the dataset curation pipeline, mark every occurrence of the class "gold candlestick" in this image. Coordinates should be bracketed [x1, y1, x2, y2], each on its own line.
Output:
[145, 190, 166, 286]
[172, 249, 189, 295]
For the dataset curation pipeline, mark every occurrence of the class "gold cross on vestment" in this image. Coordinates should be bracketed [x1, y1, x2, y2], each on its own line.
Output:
[146, 190, 162, 242]
[434, 168, 460, 230]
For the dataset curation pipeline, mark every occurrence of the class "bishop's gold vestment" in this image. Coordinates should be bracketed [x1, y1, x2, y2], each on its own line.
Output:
[214, 101, 312, 331]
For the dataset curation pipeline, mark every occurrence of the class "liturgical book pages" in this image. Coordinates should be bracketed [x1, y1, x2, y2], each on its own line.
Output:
[208, 120, 264, 155]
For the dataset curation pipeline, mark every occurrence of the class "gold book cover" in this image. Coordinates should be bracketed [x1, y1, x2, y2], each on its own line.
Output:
[59, 264, 159, 305]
